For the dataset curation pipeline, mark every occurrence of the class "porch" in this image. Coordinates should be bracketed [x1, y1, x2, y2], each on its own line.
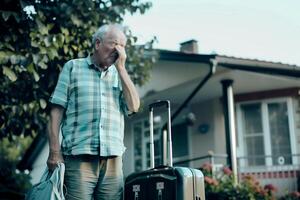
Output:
[174, 153, 300, 196]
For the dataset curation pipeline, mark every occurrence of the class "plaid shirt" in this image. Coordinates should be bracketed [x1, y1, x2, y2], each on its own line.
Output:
[49, 56, 129, 156]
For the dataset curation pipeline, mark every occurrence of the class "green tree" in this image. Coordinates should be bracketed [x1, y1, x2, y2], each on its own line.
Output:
[0, 0, 156, 139]
[0, 0, 157, 197]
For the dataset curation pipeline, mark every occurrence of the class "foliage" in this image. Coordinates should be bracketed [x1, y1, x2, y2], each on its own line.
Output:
[201, 163, 278, 200]
[0, 0, 157, 140]
[0, 0, 157, 198]
[279, 191, 300, 200]
[0, 136, 33, 198]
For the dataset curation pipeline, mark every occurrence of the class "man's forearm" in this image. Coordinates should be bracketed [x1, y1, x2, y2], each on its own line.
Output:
[48, 105, 64, 152]
[118, 67, 140, 112]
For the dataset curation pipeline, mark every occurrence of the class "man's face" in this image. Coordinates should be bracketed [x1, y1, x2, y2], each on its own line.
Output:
[95, 29, 127, 68]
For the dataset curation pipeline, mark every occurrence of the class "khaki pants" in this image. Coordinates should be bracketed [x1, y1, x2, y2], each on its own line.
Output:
[63, 155, 123, 200]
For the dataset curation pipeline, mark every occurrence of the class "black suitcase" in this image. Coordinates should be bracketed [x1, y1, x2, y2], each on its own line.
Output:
[124, 100, 205, 200]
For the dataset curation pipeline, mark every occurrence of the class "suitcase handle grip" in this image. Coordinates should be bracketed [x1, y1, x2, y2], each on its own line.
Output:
[153, 165, 172, 170]
[149, 100, 170, 111]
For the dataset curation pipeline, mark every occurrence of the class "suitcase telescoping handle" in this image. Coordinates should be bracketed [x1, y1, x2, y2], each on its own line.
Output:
[149, 100, 173, 168]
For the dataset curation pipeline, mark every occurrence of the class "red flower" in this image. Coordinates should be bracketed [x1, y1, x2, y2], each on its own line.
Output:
[258, 189, 267, 196]
[264, 184, 278, 192]
[211, 179, 219, 186]
[290, 191, 300, 197]
[222, 166, 232, 175]
[204, 176, 213, 185]
[242, 174, 256, 183]
[204, 176, 218, 186]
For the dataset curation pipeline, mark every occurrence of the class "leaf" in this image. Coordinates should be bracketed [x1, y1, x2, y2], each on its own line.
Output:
[29, 102, 35, 109]
[32, 54, 40, 64]
[42, 55, 49, 63]
[71, 45, 78, 51]
[56, 34, 65, 46]
[10, 55, 18, 64]
[0, 51, 10, 64]
[61, 27, 69, 36]
[4, 43, 15, 51]
[2, 12, 11, 21]
[43, 36, 51, 47]
[36, 19, 48, 35]
[38, 61, 48, 69]
[39, 99, 47, 109]
[63, 45, 68, 54]
[27, 63, 40, 82]
[31, 40, 39, 48]
[33, 71, 40, 82]
[70, 15, 81, 26]
[12, 13, 20, 22]
[47, 23, 54, 31]
[39, 47, 47, 54]
[3, 66, 17, 82]
[48, 48, 58, 59]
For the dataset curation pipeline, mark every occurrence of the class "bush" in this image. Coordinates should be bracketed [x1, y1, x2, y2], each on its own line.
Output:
[201, 163, 277, 200]
[279, 191, 300, 200]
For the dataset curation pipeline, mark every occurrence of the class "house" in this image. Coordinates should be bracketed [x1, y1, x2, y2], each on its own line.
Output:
[18, 40, 300, 195]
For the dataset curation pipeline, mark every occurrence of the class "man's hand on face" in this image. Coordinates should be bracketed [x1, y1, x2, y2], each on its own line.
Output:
[114, 45, 127, 70]
[47, 151, 64, 171]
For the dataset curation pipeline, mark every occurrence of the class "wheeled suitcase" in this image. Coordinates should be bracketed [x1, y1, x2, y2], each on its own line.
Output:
[125, 100, 205, 200]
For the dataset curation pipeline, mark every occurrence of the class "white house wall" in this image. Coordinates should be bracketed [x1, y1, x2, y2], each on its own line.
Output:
[188, 98, 226, 169]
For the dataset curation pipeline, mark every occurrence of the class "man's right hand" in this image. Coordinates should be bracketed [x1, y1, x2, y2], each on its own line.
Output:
[47, 151, 64, 171]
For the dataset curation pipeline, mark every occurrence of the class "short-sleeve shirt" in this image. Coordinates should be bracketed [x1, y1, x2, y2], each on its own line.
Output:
[49, 55, 129, 156]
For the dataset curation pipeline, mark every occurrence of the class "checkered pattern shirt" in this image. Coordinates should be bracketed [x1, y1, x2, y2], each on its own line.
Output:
[49, 56, 129, 156]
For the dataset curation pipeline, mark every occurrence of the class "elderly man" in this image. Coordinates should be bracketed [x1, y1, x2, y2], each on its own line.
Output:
[47, 24, 140, 200]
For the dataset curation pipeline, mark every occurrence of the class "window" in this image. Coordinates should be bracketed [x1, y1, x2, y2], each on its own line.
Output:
[133, 119, 189, 171]
[241, 103, 265, 166]
[237, 98, 295, 167]
[268, 102, 292, 165]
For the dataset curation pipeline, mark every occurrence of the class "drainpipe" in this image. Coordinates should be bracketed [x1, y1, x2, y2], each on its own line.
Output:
[162, 59, 217, 165]
[221, 79, 238, 186]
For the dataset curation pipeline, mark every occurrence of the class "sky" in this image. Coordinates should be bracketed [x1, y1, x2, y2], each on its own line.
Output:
[123, 0, 300, 66]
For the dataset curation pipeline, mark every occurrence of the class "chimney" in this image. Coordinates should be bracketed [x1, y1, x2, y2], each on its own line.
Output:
[180, 39, 198, 54]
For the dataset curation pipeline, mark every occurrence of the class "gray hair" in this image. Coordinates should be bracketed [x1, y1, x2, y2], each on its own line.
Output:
[92, 24, 126, 47]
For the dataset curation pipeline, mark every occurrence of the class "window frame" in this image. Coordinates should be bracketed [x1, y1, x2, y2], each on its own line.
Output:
[236, 97, 297, 168]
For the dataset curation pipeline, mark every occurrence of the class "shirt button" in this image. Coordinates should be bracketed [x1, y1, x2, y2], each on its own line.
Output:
[101, 93, 105, 96]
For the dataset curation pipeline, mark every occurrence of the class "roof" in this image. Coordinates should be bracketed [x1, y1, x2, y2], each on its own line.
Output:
[159, 49, 299, 68]
[158, 49, 300, 78]
[159, 49, 215, 63]
[17, 49, 300, 171]
[17, 132, 47, 170]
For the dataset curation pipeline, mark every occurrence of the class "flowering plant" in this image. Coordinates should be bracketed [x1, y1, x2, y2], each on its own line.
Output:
[279, 191, 300, 200]
[200, 163, 278, 200]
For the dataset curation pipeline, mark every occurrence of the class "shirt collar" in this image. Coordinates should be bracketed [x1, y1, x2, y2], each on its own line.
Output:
[86, 54, 114, 73]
